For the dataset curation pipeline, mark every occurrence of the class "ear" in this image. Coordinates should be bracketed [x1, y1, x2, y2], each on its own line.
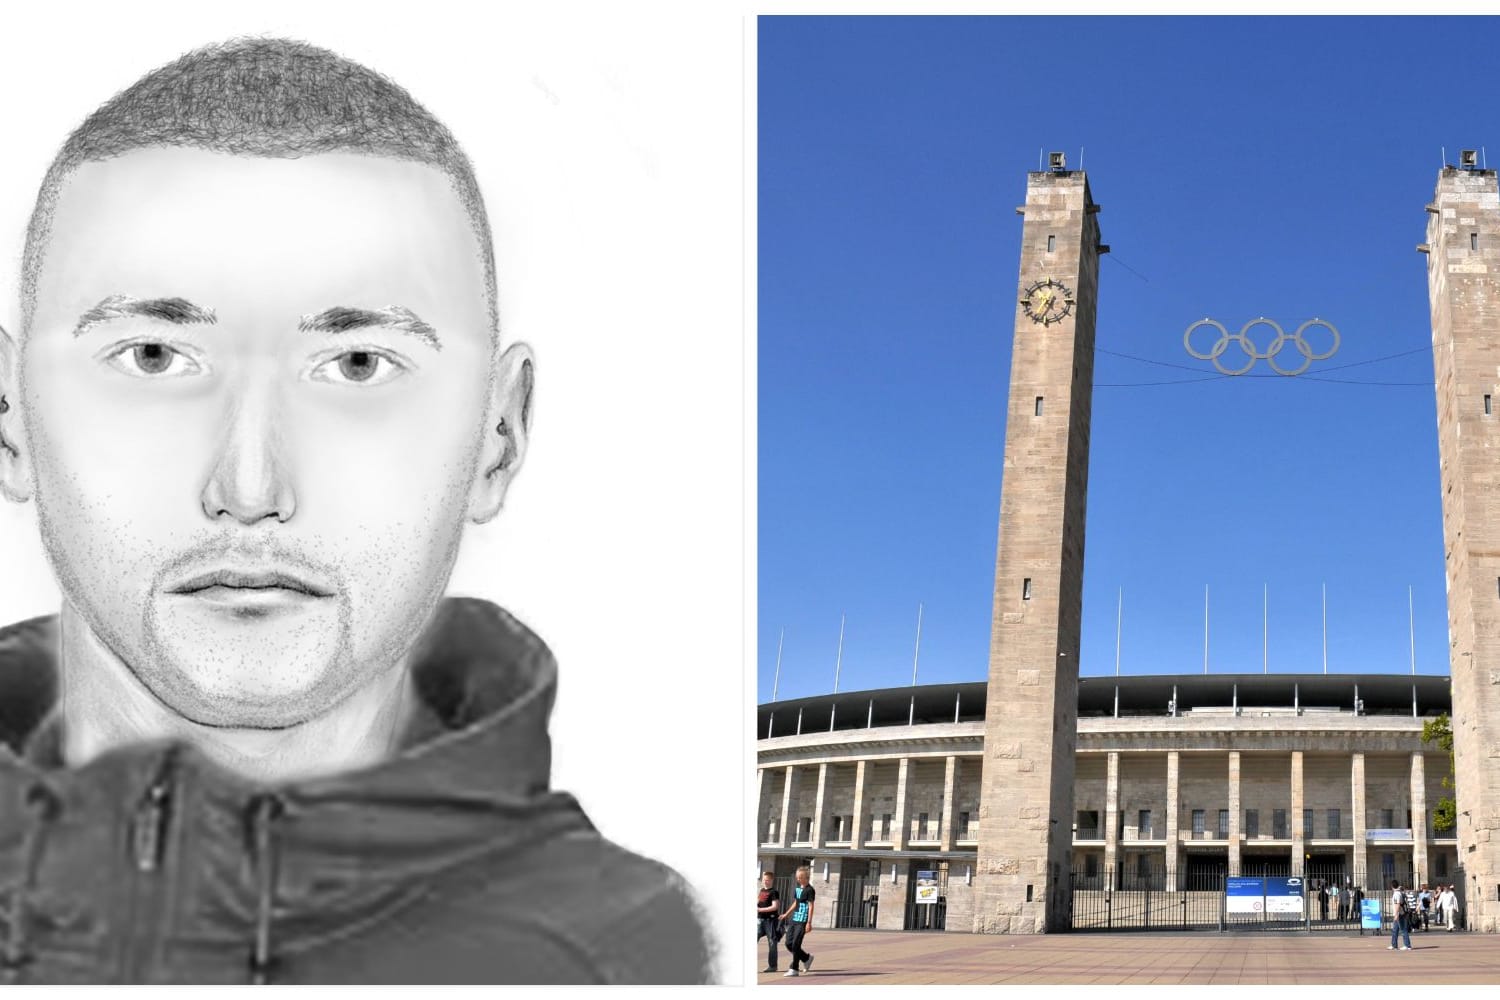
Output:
[0, 323, 32, 504]
[468, 342, 534, 524]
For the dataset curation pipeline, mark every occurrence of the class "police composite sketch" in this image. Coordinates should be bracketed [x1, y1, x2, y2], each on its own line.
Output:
[0, 7, 742, 985]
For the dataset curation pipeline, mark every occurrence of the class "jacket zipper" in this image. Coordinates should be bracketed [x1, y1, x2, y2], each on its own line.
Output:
[121, 753, 177, 981]
[131, 782, 171, 873]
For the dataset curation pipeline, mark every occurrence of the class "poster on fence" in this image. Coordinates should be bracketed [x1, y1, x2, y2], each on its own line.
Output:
[915, 870, 939, 905]
[1227, 876, 1304, 916]
[1265, 877, 1304, 915]
[1227, 877, 1264, 914]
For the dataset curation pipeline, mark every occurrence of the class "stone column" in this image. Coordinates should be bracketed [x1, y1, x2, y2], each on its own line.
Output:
[757, 768, 767, 844]
[1423, 163, 1500, 934]
[1352, 753, 1368, 886]
[893, 757, 911, 852]
[940, 756, 959, 852]
[1411, 752, 1428, 886]
[1228, 752, 1241, 877]
[1165, 751, 1180, 891]
[811, 762, 829, 851]
[1291, 751, 1305, 878]
[850, 759, 868, 851]
[1104, 751, 1120, 890]
[974, 168, 1102, 934]
[779, 764, 800, 848]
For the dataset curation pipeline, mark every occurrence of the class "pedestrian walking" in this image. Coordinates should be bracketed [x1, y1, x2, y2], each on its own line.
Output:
[780, 866, 817, 977]
[1440, 884, 1458, 931]
[1388, 880, 1412, 951]
[756, 871, 782, 973]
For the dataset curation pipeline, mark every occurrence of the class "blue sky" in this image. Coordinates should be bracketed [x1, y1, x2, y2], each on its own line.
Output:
[758, 15, 1497, 703]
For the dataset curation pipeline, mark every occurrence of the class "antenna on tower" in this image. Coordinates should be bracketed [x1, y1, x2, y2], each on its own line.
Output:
[1442, 146, 1447, 169]
[1079, 146, 1085, 171]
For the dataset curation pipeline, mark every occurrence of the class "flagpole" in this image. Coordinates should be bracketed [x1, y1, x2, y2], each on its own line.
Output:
[834, 613, 845, 693]
[1322, 583, 1328, 675]
[1263, 583, 1268, 675]
[1409, 585, 1416, 676]
[772, 627, 784, 701]
[1203, 584, 1209, 675]
[911, 602, 924, 686]
[1114, 588, 1122, 677]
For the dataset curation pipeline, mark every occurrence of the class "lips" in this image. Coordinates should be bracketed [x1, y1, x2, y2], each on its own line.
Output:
[169, 567, 334, 598]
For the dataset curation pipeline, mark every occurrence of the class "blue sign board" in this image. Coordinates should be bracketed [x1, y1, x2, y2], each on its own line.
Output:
[1266, 877, 1304, 915]
[1227, 876, 1303, 916]
[1360, 898, 1382, 929]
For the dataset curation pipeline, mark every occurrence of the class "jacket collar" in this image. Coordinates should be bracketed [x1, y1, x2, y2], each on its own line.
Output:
[0, 597, 594, 964]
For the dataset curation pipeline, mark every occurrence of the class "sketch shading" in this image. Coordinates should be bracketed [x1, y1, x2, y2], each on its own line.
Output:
[0, 37, 713, 984]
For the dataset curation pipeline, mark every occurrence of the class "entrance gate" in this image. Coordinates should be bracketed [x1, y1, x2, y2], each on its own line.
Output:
[834, 870, 879, 929]
[902, 862, 946, 930]
[1069, 861, 1224, 931]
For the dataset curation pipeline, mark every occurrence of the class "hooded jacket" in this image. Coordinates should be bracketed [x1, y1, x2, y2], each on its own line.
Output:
[0, 598, 713, 984]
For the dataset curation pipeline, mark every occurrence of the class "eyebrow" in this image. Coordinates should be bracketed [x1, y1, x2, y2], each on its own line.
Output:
[298, 306, 441, 350]
[73, 295, 217, 336]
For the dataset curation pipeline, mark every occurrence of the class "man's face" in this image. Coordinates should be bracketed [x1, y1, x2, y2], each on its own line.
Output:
[20, 149, 498, 727]
[762, 874, 773, 888]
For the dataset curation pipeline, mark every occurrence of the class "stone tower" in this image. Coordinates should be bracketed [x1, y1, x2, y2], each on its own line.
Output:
[975, 164, 1102, 933]
[1425, 160, 1500, 933]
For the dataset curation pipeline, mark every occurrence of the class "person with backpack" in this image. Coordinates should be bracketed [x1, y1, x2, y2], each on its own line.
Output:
[1388, 880, 1412, 950]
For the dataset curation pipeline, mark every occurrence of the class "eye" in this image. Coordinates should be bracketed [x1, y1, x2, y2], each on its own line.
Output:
[308, 350, 408, 387]
[104, 341, 203, 378]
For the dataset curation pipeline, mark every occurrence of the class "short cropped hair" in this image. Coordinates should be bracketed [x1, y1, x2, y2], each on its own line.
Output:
[795, 866, 810, 876]
[21, 37, 497, 337]
[761, 871, 775, 879]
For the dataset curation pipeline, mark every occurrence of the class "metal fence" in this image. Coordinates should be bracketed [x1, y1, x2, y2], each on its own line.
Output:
[1068, 861, 1468, 933]
[833, 874, 879, 929]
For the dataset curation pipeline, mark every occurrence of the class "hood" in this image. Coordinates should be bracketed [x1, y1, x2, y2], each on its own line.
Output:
[0, 597, 595, 982]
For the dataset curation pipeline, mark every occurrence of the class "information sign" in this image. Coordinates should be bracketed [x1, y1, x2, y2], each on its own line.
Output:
[915, 870, 939, 905]
[1227, 876, 1264, 914]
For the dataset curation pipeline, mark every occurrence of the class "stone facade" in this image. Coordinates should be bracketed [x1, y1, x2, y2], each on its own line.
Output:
[1426, 163, 1500, 933]
[758, 679, 1462, 934]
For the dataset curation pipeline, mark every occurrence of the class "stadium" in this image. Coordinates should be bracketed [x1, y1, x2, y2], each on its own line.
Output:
[756, 672, 1457, 931]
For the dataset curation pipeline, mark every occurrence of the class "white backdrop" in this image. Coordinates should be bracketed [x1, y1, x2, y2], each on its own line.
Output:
[0, 1, 746, 982]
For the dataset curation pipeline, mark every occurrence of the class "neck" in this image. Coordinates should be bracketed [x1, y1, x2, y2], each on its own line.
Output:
[56, 601, 415, 784]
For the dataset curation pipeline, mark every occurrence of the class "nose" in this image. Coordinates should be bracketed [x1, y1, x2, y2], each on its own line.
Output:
[200, 381, 297, 525]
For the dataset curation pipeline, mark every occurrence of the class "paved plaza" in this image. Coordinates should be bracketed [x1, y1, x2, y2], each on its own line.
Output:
[756, 928, 1500, 985]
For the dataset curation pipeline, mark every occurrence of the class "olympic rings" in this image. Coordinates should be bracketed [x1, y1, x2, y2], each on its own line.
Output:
[1183, 318, 1340, 377]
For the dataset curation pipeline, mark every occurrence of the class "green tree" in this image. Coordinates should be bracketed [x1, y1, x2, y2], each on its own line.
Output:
[1421, 713, 1457, 834]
